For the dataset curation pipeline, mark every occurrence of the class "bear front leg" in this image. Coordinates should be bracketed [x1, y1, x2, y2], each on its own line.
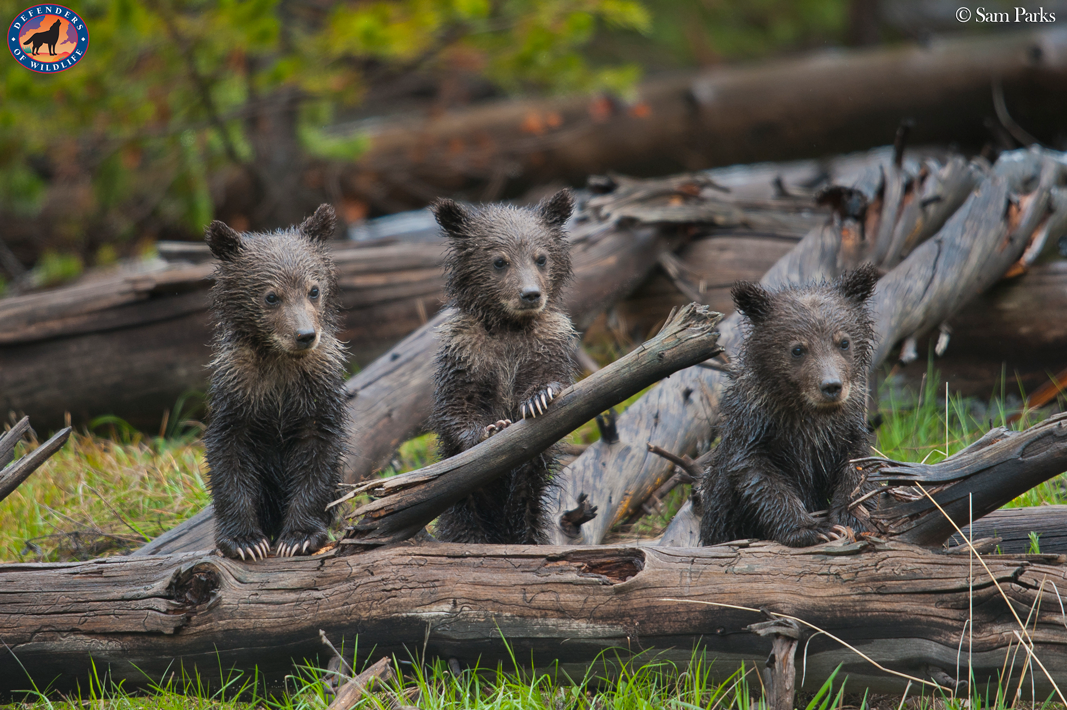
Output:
[276, 434, 341, 557]
[519, 381, 565, 420]
[734, 464, 835, 547]
[208, 441, 271, 562]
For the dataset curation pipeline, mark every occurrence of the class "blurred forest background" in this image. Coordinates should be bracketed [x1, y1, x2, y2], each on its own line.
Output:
[1, 0, 1065, 294]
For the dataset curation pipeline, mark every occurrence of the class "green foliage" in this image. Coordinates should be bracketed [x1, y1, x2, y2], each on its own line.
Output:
[29, 250, 83, 288]
[0, 0, 648, 262]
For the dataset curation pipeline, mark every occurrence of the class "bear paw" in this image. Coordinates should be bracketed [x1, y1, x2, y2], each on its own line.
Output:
[483, 419, 512, 439]
[218, 534, 271, 562]
[275, 530, 329, 557]
[520, 386, 558, 420]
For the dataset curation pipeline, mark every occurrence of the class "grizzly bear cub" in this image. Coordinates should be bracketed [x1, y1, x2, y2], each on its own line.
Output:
[699, 264, 879, 548]
[203, 205, 347, 561]
[429, 190, 580, 544]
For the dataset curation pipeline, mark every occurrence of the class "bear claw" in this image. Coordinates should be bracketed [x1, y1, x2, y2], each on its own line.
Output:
[484, 419, 512, 438]
[521, 388, 557, 420]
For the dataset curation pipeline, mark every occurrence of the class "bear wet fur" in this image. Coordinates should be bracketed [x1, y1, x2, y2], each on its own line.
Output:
[203, 205, 347, 560]
[430, 190, 580, 544]
[698, 264, 880, 548]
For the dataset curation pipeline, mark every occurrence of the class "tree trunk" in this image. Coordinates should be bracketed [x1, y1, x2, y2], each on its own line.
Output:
[339, 29, 1067, 211]
[2, 542, 1065, 699]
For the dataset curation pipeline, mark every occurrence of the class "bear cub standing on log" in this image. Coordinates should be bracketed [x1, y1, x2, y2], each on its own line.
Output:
[699, 264, 879, 548]
[204, 205, 347, 561]
[430, 190, 580, 544]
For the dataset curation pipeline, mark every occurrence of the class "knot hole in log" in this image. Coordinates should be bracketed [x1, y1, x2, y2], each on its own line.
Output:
[545, 549, 644, 584]
[167, 562, 221, 612]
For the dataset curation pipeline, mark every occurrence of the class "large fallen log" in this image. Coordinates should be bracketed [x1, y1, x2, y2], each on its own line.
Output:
[340, 28, 1067, 211]
[2, 541, 1065, 698]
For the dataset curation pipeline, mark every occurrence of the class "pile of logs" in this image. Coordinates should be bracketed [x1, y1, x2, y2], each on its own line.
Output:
[2, 145, 1067, 701]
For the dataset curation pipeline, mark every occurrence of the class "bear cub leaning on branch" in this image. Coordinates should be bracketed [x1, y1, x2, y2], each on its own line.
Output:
[699, 264, 880, 548]
[204, 205, 347, 561]
[430, 190, 580, 544]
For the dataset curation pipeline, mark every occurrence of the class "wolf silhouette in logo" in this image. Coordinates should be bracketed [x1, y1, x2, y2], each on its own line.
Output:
[24, 19, 62, 56]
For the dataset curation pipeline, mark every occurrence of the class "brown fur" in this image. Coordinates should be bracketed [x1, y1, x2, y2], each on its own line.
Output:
[203, 205, 348, 561]
[430, 191, 580, 544]
[698, 265, 879, 547]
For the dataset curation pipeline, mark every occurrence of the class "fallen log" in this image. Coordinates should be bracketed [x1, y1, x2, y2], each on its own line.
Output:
[2, 541, 1065, 698]
[339, 28, 1067, 211]
[337, 304, 723, 546]
[863, 414, 1067, 547]
[954, 505, 1067, 554]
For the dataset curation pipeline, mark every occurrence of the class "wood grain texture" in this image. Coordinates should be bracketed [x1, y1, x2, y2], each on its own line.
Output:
[2, 542, 1064, 698]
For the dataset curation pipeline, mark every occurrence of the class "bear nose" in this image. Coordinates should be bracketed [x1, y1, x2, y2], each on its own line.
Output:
[820, 380, 843, 399]
[295, 329, 317, 348]
[520, 287, 542, 303]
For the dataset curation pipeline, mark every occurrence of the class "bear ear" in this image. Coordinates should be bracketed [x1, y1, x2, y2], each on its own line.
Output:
[836, 263, 880, 305]
[300, 204, 337, 243]
[539, 189, 574, 229]
[431, 198, 471, 238]
[731, 281, 773, 324]
[205, 220, 242, 261]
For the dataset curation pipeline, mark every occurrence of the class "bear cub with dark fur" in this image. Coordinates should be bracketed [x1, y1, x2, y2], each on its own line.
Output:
[430, 190, 579, 544]
[204, 205, 347, 561]
[699, 264, 879, 548]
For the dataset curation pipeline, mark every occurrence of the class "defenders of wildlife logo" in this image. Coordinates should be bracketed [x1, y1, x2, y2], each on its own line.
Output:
[8, 5, 88, 72]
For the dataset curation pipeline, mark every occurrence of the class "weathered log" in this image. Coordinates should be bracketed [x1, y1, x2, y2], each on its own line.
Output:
[340, 28, 1067, 211]
[2, 541, 1066, 698]
[0, 421, 71, 505]
[338, 304, 723, 546]
[624, 149, 1067, 548]
[954, 505, 1067, 554]
[863, 414, 1067, 547]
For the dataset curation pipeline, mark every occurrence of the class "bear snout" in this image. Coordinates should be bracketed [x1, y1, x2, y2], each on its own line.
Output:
[520, 286, 542, 304]
[820, 379, 843, 399]
[294, 328, 318, 350]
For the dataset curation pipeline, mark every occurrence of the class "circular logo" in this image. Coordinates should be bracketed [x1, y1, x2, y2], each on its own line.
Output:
[8, 5, 89, 73]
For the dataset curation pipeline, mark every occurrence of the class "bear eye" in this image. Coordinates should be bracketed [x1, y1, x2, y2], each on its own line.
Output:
[493, 257, 507, 270]
[839, 339, 850, 350]
[265, 292, 279, 305]
[791, 345, 805, 358]
[309, 286, 319, 300]
[536, 255, 547, 267]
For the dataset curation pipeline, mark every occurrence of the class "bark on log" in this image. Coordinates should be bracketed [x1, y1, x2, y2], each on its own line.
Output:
[863, 414, 1067, 547]
[340, 29, 1067, 211]
[631, 149, 1067, 548]
[338, 304, 723, 546]
[3, 542, 1066, 698]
